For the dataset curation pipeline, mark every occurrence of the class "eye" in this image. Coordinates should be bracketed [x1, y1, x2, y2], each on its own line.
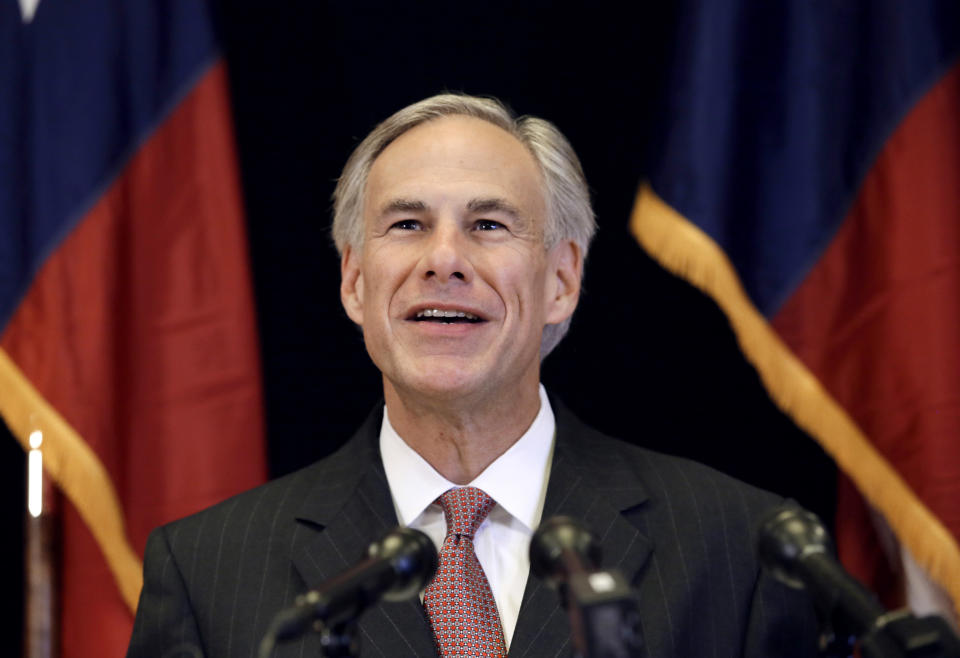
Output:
[390, 219, 423, 231]
[474, 219, 505, 231]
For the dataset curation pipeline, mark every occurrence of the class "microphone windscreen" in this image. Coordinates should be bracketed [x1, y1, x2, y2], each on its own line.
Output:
[757, 506, 833, 590]
[369, 527, 439, 601]
[530, 516, 601, 587]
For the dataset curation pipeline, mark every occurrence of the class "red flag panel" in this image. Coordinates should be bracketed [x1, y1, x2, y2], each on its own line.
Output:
[1, 61, 266, 656]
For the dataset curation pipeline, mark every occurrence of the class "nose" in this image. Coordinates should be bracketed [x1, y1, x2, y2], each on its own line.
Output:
[421, 222, 472, 283]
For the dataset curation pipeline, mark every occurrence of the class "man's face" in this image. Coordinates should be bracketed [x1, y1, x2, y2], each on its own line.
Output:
[340, 116, 580, 406]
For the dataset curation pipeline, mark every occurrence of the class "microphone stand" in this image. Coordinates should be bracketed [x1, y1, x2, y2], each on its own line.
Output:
[316, 617, 360, 658]
[818, 604, 960, 658]
[558, 566, 642, 658]
[530, 516, 642, 658]
[259, 594, 361, 658]
[857, 608, 960, 658]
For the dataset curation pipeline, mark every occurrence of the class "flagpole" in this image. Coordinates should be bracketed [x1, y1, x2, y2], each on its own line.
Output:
[24, 430, 58, 658]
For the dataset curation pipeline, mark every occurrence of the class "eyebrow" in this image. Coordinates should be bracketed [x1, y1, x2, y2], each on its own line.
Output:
[376, 196, 528, 226]
[379, 198, 428, 215]
[466, 197, 523, 219]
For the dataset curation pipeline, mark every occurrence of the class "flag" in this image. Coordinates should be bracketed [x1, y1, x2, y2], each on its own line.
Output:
[631, 1, 960, 618]
[0, 1, 267, 655]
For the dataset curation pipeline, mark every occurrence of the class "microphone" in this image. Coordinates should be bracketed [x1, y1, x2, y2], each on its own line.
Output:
[759, 506, 960, 658]
[260, 527, 437, 656]
[758, 505, 886, 631]
[530, 516, 641, 658]
[530, 515, 602, 584]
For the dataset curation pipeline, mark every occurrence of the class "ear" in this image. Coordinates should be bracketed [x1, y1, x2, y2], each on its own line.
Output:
[340, 245, 365, 325]
[544, 240, 582, 325]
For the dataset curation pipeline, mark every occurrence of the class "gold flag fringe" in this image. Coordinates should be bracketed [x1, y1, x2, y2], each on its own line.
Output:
[0, 346, 142, 612]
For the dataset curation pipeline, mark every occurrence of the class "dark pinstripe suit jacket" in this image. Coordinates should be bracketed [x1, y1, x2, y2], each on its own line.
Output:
[128, 399, 819, 657]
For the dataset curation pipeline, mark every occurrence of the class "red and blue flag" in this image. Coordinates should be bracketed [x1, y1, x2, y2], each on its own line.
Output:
[633, 0, 960, 619]
[1, 1, 267, 655]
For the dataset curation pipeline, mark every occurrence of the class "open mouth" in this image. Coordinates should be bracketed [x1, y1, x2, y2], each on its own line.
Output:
[412, 309, 484, 324]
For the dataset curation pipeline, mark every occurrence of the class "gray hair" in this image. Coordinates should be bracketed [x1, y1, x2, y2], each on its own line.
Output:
[332, 93, 596, 356]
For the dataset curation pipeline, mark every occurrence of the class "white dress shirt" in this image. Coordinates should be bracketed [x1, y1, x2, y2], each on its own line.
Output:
[379, 384, 556, 649]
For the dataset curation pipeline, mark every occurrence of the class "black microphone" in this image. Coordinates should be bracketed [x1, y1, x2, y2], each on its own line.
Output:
[530, 515, 602, 584]
[530, 516, 641, 658]
[759, 506, 960, 658]
[759, 506, 886, 631]
[260, 527, 437, 656]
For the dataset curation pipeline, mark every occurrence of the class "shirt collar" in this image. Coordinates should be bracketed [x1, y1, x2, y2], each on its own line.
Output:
[380, 385, 556, 531]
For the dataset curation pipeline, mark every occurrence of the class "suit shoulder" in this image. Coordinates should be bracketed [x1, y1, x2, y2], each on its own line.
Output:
[553, 402, 785, 539]
[619, 434, 778, 508]
[573, 419, 778, 500]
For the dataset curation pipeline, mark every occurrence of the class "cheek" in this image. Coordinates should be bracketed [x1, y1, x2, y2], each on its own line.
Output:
[499, 263, 549, 314]
[362, 257, 409, 318]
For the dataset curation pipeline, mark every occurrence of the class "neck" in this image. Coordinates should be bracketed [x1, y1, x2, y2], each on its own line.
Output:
[383, 379, 542, 485]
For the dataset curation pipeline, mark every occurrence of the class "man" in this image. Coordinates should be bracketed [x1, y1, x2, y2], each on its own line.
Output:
[128, 94, 818, 657]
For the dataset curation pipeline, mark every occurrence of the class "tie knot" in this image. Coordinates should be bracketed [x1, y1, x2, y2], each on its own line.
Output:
[437, 487, 495, 539]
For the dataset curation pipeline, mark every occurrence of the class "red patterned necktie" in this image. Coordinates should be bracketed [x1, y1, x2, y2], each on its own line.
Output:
[424, 486, 507, 658]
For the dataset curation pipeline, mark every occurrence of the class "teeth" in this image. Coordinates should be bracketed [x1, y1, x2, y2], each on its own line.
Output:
[416, 309, 479, 320]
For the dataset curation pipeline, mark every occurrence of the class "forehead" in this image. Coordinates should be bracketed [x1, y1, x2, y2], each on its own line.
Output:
[364, 116, 546, 219]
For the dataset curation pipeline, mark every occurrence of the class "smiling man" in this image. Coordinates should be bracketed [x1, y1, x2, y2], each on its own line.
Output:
[128, 95, 818, 658]
[340, 113, 580, 486]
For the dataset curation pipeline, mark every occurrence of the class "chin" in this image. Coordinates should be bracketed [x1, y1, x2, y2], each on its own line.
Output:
[411, 370, 483, 400]
[391, 360, 492, 402]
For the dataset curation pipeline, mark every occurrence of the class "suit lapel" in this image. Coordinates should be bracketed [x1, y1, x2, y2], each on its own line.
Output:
[289, 409, 438, 657]
[508, 402, 653, 658]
